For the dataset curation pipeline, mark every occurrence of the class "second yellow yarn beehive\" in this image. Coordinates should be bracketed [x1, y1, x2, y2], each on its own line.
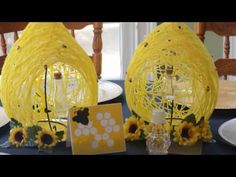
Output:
[125, 22, 218, 125]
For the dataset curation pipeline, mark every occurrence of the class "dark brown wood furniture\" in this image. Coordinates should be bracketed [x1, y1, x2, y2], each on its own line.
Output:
[0, 22, 103, 79]
[194, 22, 236, 79]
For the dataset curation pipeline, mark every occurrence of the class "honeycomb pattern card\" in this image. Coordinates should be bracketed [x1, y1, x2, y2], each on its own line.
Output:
[68, 103, 126, 155]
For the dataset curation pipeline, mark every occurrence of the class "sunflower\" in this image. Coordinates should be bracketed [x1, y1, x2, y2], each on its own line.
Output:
[198, 120, 212, 142]
[35, 129, 58, 149]
[9, 127, 28, 147]
[124, 116, 144, 141]
[173, 122, 200, 146]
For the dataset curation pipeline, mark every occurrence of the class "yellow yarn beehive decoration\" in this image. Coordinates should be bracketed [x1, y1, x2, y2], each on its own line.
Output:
[0, 23, 98, 133]
[125, 22, 218, 125]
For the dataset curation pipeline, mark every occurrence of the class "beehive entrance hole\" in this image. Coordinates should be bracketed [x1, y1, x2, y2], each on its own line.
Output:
[31, 62, 87, 132]
[129, 61, 206, 125]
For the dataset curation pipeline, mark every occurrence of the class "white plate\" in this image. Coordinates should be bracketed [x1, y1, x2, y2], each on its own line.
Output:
[218, 118, 236, 147]
[0, 107, 10, 128]
[0, 152, 10, 155]
[98, 81, 123, 103]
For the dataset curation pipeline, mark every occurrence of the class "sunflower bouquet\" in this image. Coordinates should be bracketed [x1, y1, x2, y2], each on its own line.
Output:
[7, 118, 64, 151]
[173, 122, 200, 146]
[123, 115, 145, 141]
[172, 114, 213, 146]
[124, 112, 213, 146]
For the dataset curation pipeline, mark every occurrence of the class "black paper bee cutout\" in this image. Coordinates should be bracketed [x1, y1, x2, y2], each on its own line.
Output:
[72, 108, 89, 125]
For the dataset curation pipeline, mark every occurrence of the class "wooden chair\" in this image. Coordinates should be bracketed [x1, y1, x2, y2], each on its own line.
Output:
[194, 22, 236, 79]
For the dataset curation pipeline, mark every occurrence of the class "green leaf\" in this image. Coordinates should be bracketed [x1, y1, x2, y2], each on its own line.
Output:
[56, 131, 64, 141]
[140, 129, 146, 140]
[182, 113, 197, 126]
[131, 110, 141, 120]
[25, 125, 42, 147]
[10, 118, 22, 128]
